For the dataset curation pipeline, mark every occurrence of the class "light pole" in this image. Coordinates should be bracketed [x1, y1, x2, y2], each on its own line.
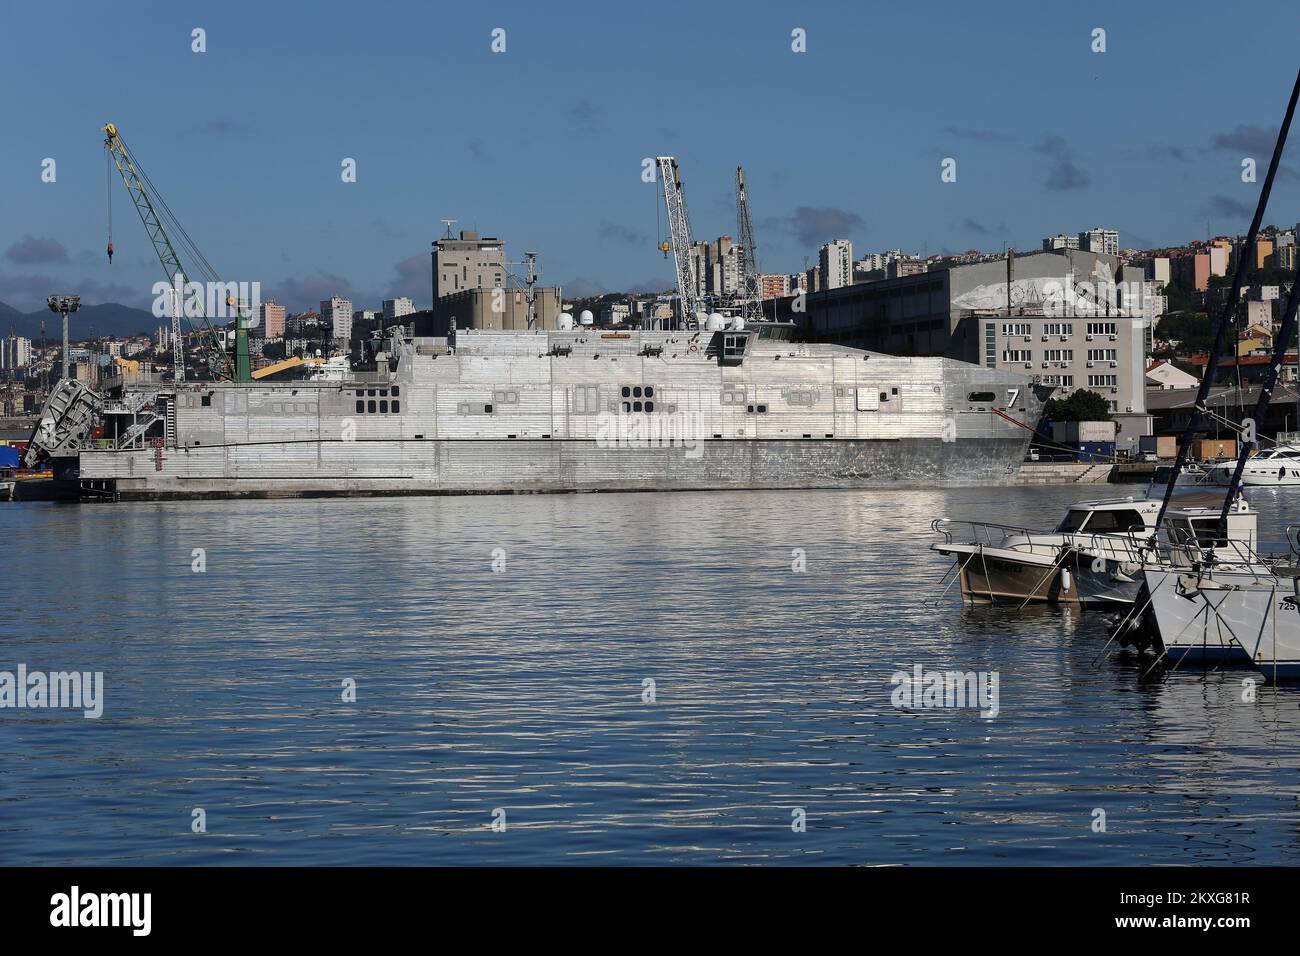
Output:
[47, 294, 80, 383]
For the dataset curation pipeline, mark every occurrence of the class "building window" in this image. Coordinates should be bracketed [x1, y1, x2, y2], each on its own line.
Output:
[379, 401, 388, 413]
[368, 400, 376, 412]
[356, 400, 364, 413]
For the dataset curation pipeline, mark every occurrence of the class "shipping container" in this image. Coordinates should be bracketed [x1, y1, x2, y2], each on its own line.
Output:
[1052, 420, 1116, 445]
[1139, 435, 1178, 459]
[1075, 441, 1116, 464]
[1192, 438, 1237, 461]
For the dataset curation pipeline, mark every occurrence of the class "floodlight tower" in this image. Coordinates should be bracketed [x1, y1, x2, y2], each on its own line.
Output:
[47, 294, 81, 382]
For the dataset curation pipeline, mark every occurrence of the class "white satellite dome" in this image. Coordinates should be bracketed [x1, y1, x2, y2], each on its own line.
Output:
[730, 316, 746, 331]
[556, 312, 575, 330]
[579, 309, 595, 326]
[704, 313, 726, 331]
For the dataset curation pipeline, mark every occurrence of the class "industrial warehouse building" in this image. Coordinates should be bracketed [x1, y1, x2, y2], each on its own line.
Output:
[763, 248, 1155, 450]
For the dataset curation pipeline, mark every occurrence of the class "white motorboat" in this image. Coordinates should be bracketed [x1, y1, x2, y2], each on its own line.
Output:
[1207, 444, 1300, 486]
[932, 497, 1161, 605]
[1076, 491, 1258, 610]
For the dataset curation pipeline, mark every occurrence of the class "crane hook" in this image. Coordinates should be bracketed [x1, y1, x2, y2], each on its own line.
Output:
[107, 241, 114, 263]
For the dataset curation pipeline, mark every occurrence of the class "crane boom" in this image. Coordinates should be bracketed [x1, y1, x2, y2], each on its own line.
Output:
[103, 122, 234, 381]
[655, 157, 701, 330]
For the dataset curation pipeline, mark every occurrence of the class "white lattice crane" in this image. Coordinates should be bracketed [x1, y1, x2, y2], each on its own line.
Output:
[655, 157, 701, 329]
[735, 166, 762, 322]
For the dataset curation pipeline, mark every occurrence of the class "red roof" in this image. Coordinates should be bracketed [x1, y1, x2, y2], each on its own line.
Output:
[1187, 353, 1297, 367]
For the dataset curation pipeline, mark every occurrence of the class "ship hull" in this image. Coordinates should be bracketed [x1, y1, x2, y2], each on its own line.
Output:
[84, 435, 1029, 500]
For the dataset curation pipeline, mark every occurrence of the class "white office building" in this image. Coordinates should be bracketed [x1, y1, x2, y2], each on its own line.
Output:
[1079, 228, 1120, 257]
[320, 295, 353, 340]
[819, 239, 854, 290]
[1, 335, 32, 371]
[383, 297, 416, 322]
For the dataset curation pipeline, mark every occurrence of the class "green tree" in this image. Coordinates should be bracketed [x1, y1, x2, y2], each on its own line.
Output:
[1043, 388, 1112, 423]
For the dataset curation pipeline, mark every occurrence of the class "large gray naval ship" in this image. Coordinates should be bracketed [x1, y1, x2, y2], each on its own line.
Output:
[28, 322, 1047, 500]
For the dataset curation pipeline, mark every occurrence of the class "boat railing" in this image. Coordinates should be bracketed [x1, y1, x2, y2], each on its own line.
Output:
[1060, 525, 1153, 562]
[1286, 524, 1300, 559]
[931, 517, 1043, 549]
[931, 518, 1147, 561]
[1127, 535, 1278, 584]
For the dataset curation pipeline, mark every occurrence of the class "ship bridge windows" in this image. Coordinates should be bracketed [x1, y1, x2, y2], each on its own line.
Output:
[720, 386, 746, 405]
[786, 388, 819, 406]
[493, 389, 520, 406]
[720, 333, 749, 365]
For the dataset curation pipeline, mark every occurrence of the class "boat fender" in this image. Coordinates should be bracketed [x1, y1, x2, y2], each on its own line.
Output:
[1060, 568, 1071, 592]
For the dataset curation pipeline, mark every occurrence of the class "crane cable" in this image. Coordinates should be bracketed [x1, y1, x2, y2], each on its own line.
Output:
[105, 146, 113, 263]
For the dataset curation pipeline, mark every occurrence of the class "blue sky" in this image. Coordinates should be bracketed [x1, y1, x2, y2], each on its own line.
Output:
[2, 0, 1299, 314]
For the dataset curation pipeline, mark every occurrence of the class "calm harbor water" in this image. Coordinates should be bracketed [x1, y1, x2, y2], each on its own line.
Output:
[3, 484, 1300, 866]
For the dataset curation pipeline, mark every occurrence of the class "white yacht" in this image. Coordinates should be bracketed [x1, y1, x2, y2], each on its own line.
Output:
[1208, 444, 1300, 486]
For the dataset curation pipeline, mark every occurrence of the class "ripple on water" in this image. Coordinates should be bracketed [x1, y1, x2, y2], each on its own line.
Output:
[2, 486, 1300, 865]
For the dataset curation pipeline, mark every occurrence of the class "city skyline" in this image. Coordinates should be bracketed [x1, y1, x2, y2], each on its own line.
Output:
[4, 0, 1300, 314]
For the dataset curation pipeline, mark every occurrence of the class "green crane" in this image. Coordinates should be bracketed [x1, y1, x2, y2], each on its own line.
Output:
[103, 122, 249, 382]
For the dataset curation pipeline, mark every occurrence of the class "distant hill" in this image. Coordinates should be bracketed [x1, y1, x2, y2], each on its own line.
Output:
[0, 301, 157, 342]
